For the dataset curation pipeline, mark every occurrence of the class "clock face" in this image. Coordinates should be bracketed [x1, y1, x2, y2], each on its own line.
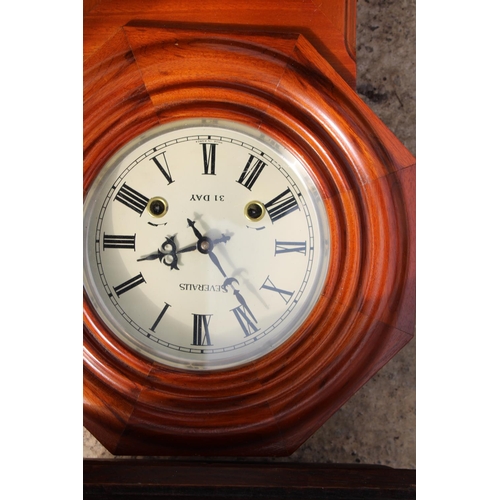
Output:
[83, 119, 330, 370]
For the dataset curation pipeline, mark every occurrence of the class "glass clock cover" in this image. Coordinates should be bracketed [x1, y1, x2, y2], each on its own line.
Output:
[83, 119, 330, 370]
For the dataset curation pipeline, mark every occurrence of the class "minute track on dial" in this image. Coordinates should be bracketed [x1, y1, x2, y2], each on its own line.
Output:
[83, 119, 329, 370]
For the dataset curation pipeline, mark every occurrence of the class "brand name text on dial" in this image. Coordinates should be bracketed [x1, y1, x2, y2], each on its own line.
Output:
[179, 283, 229, 292]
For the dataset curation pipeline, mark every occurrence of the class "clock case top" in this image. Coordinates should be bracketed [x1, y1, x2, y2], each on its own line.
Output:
[83, 17, 415, 456]
[83, 0, 357, 88]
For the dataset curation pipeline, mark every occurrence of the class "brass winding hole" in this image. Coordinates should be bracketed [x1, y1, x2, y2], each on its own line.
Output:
[147, 197, 168, 218]
[245, 201, 266, 222]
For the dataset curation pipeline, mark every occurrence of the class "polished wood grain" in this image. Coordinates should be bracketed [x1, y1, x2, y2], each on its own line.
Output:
[83, 460, 416, 499]
[83, 16, 415, 456]
[83, 0, 357, 88]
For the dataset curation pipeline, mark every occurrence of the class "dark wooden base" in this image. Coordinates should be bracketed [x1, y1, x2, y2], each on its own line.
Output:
[83, 459, 416, 499]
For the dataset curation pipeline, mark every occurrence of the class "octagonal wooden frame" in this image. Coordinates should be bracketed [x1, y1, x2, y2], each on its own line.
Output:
[83, 24, 415, 456]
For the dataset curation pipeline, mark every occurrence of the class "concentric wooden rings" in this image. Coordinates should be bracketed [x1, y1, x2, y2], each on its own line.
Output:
[84, 26, 415, 456]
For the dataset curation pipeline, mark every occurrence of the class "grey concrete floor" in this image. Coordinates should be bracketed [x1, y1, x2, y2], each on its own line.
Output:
[83, 0, 416, 469]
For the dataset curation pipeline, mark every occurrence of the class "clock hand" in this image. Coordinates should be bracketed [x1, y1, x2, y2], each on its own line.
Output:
[176, 243, 198, 254]
[137, 251, 163, 262]
[187, 219, 232, 246]
[186, 218, 232, 277]
[137, 250, 179, 270]
[177, 233, 230, 254]
[234, 289, 257, 323]
[222, 278, 258, 324]
[221, 277, 239, 291]
[137, 236, 179, 270]
[208, 250, 227, 278]
[187, 218, 203, 241]
[137, 231, 229, 266]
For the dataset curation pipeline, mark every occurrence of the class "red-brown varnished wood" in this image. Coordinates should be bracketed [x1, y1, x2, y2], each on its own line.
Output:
[83, 0, 357, 89]
[83, 460, 416, 499]
[83, 16, 415, 456]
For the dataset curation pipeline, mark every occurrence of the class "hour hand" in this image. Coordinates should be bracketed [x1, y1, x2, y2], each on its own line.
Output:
[137, 251, 163, 262]
[137, 236, 179, 270]
[177, 243, 198, 254]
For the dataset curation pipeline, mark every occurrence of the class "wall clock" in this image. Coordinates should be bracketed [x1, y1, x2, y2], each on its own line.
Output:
[84, 0, 415, 457]
[84, 118, 331, 372]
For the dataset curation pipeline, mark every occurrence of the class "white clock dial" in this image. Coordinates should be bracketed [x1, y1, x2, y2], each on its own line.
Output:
[83, 119, 330, 370]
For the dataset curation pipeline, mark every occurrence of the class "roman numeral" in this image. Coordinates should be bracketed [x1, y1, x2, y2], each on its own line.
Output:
[192, 314, 213, 346]
[113, 273, 146, 297]
[102, 234, 136, 250]
[236, 154, 266, 190]
[260, 276, 294, 304]
[202, 143, 217, 175]
[150, 302, 171, 332]
[115, 183, 149, 215]
[231, 305, 259, 337]
[274, 240, 306, 255]
[265, 188, 299, 223]
[151, 152, 175, 184]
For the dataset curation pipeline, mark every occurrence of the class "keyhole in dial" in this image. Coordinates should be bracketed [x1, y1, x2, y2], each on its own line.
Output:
[147, 197, 168, 218]
[245, 201, 266, 222]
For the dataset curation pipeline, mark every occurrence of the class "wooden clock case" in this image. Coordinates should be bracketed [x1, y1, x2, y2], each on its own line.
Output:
[84, 0, 415, 458]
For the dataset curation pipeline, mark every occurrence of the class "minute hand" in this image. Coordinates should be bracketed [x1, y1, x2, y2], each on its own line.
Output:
[208, 250, 227, 278]
[234, 289, 257, 323]
[187, 218, 203, 241]
[187, 218, 230, 277]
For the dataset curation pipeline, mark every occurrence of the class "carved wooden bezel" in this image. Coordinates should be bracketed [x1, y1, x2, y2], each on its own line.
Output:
[83, 25, 415, 456]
